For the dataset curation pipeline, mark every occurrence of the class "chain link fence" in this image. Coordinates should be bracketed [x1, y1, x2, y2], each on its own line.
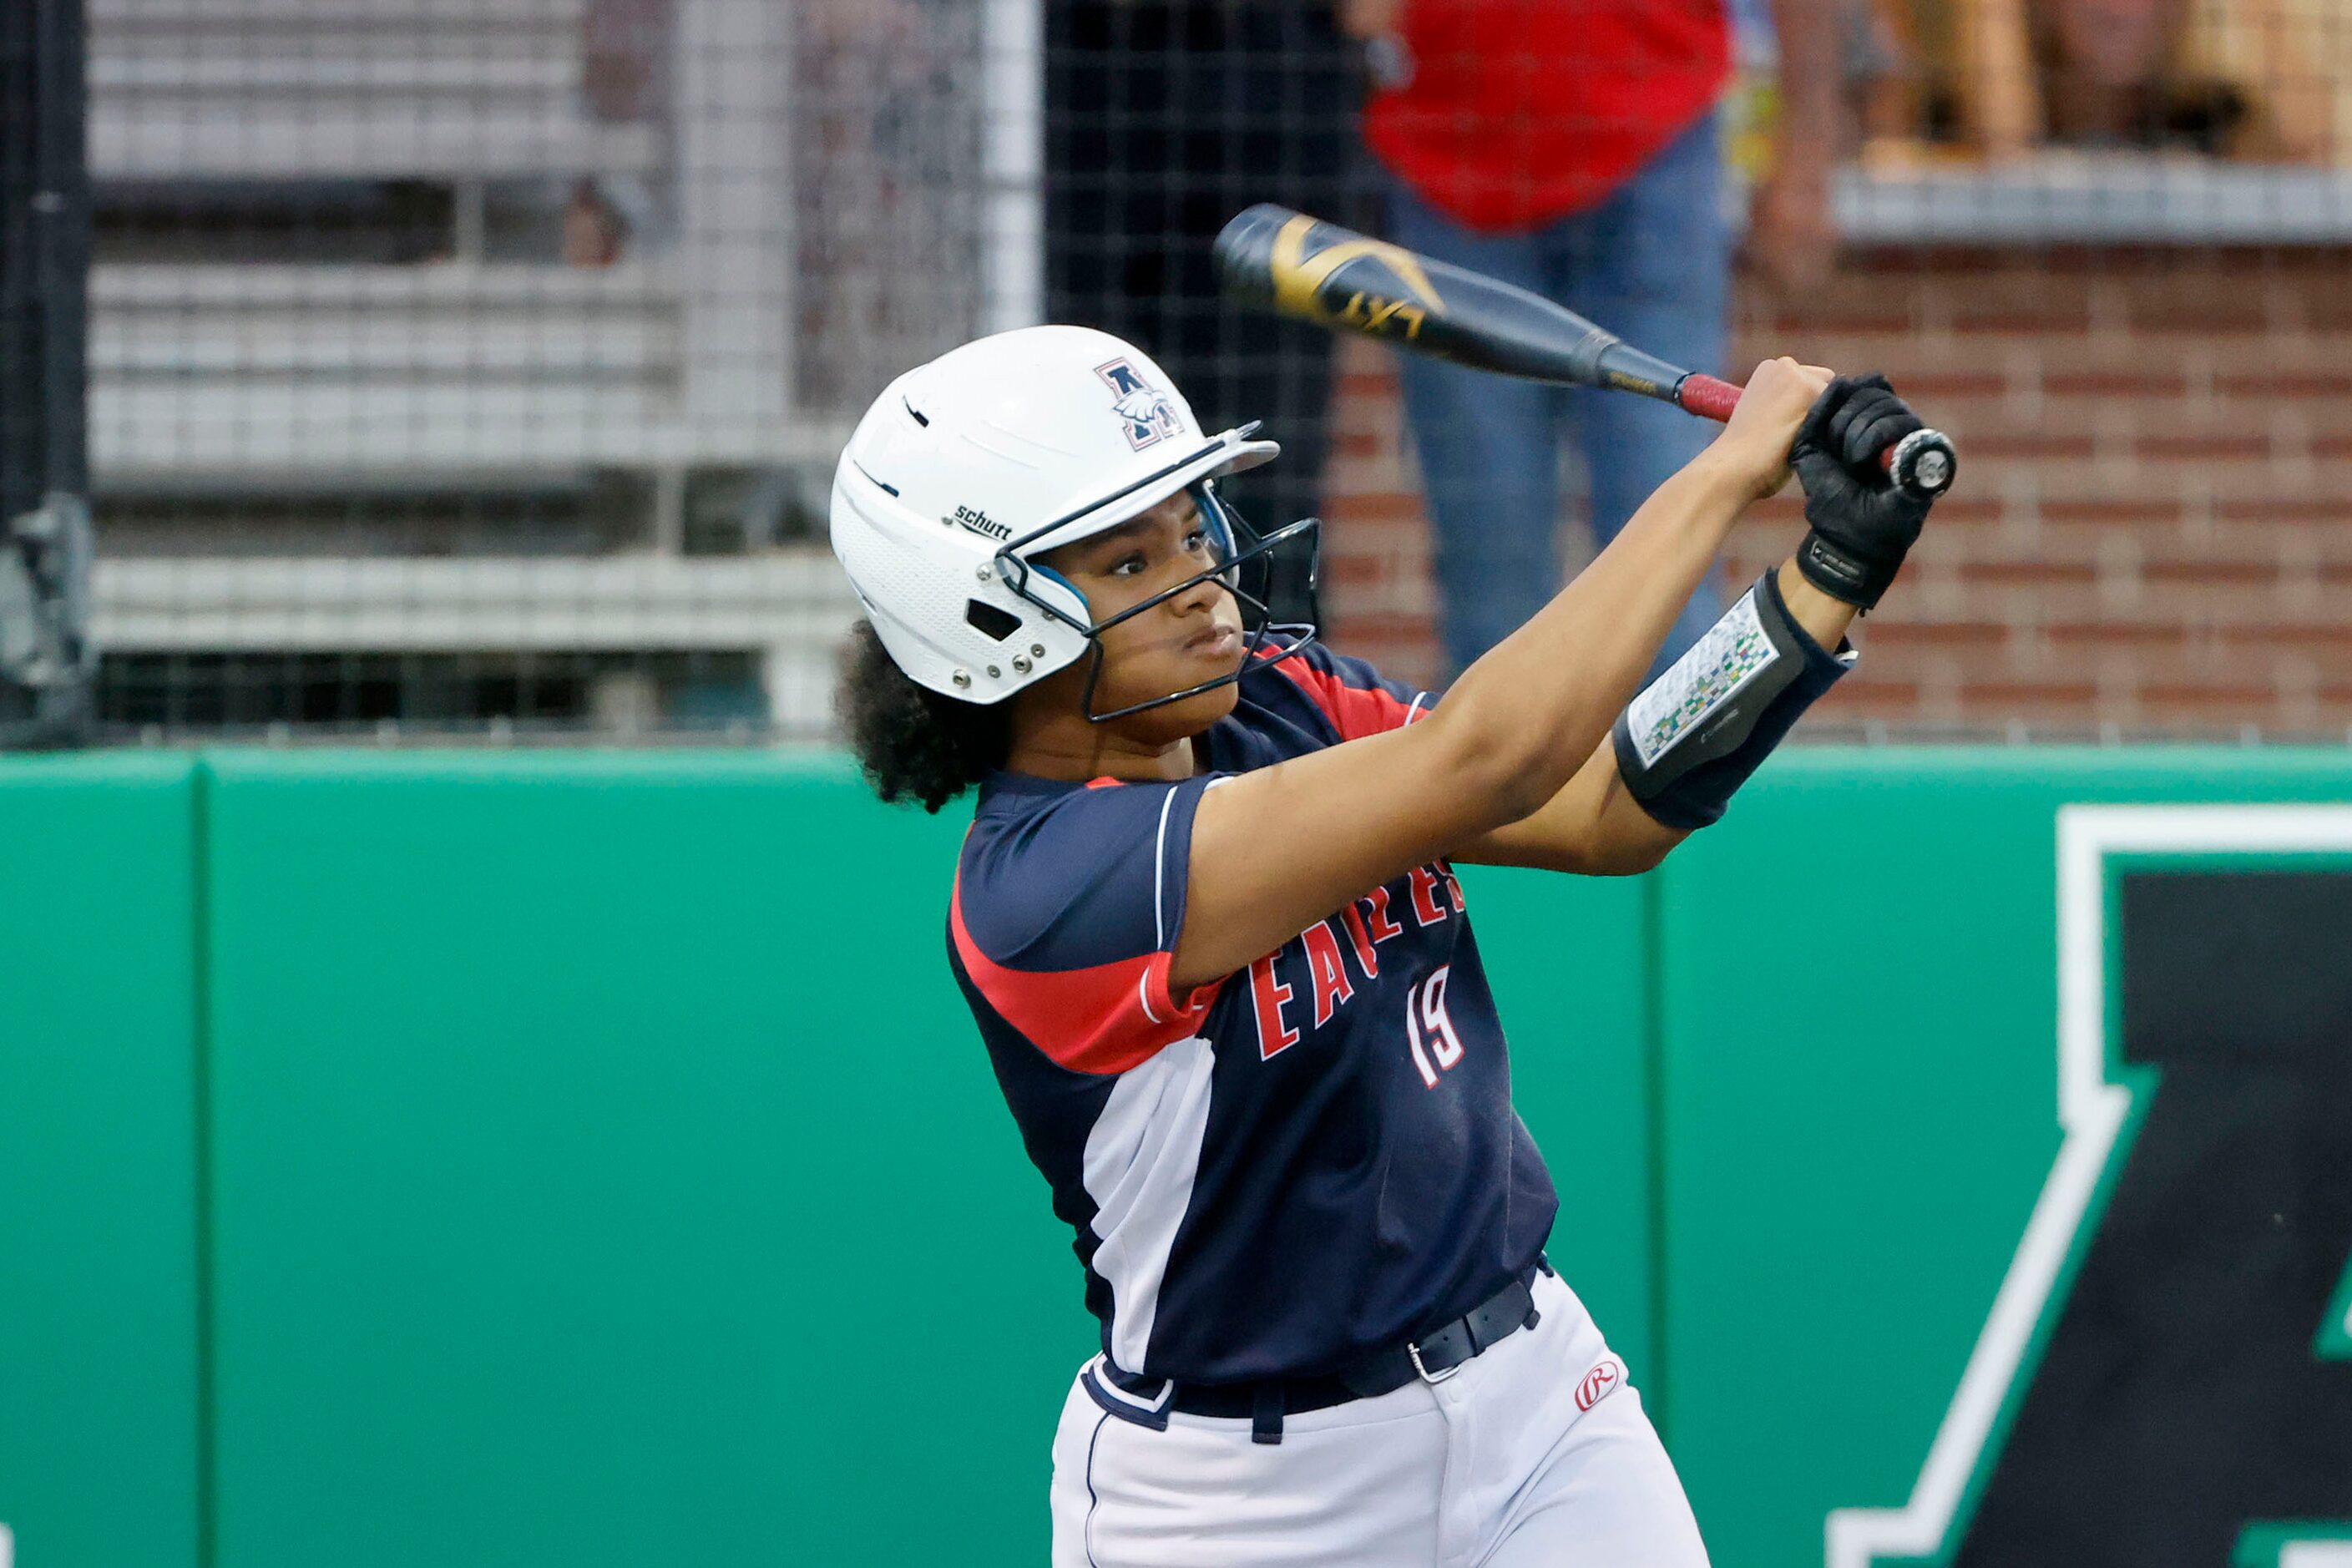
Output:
[32, 0, 2352, 743]
[75, 0, 1019, 740]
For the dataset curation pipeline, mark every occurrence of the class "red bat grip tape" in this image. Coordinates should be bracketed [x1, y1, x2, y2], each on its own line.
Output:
[1676, 373, 1745, 424]
[1682, 372, 1884, 465]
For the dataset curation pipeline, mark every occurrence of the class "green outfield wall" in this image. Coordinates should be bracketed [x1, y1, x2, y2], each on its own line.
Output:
[4, 750, 2349, 1568]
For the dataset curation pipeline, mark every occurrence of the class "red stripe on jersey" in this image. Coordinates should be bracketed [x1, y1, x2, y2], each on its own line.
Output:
[949, 879, 1222, 1075]
[1257, 646, 1421, 742]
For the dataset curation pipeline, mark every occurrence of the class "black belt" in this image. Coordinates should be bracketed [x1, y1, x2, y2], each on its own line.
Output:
[1098, 1261, 1548, 1444]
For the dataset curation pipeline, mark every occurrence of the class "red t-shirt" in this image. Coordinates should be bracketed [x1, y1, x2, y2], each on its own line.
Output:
[1363, 0, 1732, 234]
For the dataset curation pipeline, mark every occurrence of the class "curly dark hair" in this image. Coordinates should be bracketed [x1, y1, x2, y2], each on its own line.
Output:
[836, 620, 1014, 812]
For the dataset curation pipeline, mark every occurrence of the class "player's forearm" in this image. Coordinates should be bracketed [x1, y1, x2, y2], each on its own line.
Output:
[1450, 565, 1854, 874]
[1775, 558, 1858, 650]
[1450, 558, 1854, 873]
[1430, 451, 1756, 825]
[1452, 736, 1686, 873]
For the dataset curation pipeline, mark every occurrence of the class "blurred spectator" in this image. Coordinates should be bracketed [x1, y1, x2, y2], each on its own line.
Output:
[795, 0, 988, 416]
[2179, 0, 2351, 162]
[1925, 0, 2350, 163]
[1044, 0, 1358, 610]
[584, 0, 674, 123]
[1348, 0, 1841, 677]
[569, 0, 675, 265]
[2039, 0, 2188, 146]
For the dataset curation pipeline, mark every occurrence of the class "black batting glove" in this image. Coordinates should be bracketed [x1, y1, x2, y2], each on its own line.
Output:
[1791, 373, 1934, 611]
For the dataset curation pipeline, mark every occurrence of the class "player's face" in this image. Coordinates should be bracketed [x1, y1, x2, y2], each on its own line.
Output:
[1039, 490, 1247, 735]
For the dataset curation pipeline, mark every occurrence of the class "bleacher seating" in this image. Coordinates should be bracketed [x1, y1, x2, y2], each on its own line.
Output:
[89, 263, 693, 476]
[86, 0, 801, 479]
[88, 0, 662, 181]
[82, 0, 849, 729]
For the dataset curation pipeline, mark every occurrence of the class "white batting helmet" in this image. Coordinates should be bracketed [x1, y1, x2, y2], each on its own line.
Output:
[829, 325, 1319, 717]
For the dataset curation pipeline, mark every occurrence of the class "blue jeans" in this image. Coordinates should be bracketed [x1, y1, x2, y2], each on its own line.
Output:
[1388, 110, 1732, 680]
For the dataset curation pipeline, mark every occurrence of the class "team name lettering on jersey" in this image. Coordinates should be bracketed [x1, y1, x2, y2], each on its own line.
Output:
[1302, 922, 1355, 1026]
[1409, 866, 1450, 925]
[1251, 952, 1301, 1059]
[1250, 862, 1462, 1061]
[1337, 902, 1381, 977]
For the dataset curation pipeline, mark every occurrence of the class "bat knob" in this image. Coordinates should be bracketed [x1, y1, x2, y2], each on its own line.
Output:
[1888, 428, 1958, 499]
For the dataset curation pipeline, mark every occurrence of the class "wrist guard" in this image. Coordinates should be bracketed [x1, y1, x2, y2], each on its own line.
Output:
[1795, 526, 1899, 612]
[1611, 570, 1856, 831]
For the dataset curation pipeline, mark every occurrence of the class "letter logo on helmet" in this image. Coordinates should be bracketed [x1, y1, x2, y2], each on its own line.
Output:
[1096, 358, 1182, 451]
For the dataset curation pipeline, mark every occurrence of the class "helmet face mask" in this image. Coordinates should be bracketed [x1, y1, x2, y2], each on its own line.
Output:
[997, 478, 1320, 723]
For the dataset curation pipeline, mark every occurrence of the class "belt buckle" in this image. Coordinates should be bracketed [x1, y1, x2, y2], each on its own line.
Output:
[1407, 1340, 1459, 1385]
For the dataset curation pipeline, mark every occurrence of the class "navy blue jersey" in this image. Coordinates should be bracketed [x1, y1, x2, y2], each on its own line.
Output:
[948, 638, 1558, 1383]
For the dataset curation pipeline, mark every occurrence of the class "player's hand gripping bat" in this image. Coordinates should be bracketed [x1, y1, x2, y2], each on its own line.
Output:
[1214, 204, 1957, 500]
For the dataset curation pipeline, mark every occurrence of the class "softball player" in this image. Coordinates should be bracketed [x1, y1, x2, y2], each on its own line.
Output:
[831, 325, 1934, 1566]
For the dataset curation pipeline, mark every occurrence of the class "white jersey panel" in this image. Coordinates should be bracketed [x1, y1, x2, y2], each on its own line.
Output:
[1083, 1034, 1217, 1371]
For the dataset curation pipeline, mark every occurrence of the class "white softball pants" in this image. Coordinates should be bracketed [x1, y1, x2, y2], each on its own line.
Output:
[1048, 1269, 1711, 1568]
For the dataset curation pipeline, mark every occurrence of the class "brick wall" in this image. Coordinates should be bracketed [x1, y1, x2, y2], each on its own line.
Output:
[1318, 246, 2352, 738]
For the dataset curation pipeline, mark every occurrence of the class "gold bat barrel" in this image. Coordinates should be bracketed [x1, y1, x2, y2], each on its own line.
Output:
[1212, 203, 1691, 398]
